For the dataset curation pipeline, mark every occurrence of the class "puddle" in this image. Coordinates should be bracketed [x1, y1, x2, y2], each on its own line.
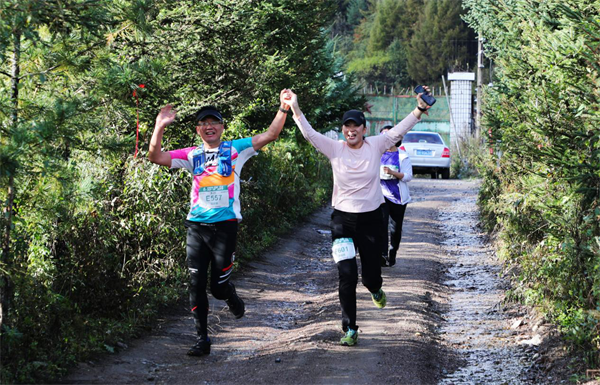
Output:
[438, 196, 536, 385]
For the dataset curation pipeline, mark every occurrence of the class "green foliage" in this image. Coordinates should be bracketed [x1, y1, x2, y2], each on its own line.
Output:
[465, 0, 600, 365]
[347, 0, 370, 26]
[348, 39, 409, 87]
[449, 135, 486, 179]
[237, 139, 332, 261]
[0, 0, 355, 383]
[341, 0, 475, 88]
[407, 0, 476, 83]
[367, 0, 420, 53]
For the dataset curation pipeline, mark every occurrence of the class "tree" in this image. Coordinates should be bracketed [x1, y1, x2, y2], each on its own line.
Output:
[345, 0, 414, 89]
[407, 0, 476, 84]
[343, 0, 476, 88]
[347, 38, 409, 88]
[347, 0, 370, 26]
[367, 0, 422, 54]
[463, 0, 600, 362]
[0, 0, 112, 333]
[0, 1, 368, 382]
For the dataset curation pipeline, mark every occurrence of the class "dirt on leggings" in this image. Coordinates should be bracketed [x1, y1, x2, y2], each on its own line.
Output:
[61, 179, 568, 385]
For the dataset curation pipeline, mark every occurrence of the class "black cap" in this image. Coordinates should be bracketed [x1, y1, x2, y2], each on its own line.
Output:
[195, 106, 223, 123]
[342, 110, 366, 126]
[379, 125, 394, 133]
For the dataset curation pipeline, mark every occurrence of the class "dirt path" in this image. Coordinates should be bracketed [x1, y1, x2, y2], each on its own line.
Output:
[63, 179, 480, 385]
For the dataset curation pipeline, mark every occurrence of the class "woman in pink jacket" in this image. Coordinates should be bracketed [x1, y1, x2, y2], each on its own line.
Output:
[283, 88, 430, 346]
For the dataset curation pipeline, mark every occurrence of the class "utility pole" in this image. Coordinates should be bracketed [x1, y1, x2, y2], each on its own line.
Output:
[476, 34, 484, 140]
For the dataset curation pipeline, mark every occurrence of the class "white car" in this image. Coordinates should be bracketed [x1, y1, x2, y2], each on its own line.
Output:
[400, 131, 451, 179]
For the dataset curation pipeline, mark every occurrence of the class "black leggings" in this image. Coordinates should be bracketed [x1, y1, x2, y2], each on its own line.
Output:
[185, 220, 238, 337]
[331, 205, 387, 331]
[383, 197, 407, 254]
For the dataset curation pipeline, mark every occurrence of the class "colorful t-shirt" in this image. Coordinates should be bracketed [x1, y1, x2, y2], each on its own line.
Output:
[380, 150, 412, 205]
[169, 138, 256, 223]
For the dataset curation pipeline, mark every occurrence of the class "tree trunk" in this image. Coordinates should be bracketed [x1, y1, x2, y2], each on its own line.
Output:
[1, 29, 21, 332]
[1, 174, 15, 331]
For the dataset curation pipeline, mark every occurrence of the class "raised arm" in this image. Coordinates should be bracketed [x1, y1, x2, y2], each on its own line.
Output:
[412, 85, 431, 120]
[384, 86, 432, 149]
[284, 89, 302, 120]
[251, 89, 289, 151]
[283, 89, 338, 159]
[148, 105, 176, 167]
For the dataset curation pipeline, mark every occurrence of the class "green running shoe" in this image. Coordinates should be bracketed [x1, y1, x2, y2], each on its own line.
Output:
[372, 289, 387, 309]
[340, 328, 358, 346]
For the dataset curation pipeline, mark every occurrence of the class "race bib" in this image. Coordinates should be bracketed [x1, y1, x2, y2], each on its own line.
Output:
[380, 165, 398, 180]
[198, 185, 229, 209]
[332, 238, 356, 263]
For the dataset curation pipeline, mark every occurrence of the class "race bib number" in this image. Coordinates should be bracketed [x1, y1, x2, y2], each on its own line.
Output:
[332, 238, 356, 263]
[380, 165, 398, 180]
[198, 185, 229, 209]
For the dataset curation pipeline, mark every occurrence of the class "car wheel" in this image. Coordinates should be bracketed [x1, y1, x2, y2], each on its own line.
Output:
[441, 169, 450, 179]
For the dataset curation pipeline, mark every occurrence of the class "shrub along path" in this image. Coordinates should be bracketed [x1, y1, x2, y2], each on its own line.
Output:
[62, 179, 570, 384]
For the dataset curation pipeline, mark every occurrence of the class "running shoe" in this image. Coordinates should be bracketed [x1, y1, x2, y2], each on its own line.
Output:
[187, 336, 211, 356]
[340, 328, 358, 346]
[371, 288, 387, 309]
[226, 284, 245, 319]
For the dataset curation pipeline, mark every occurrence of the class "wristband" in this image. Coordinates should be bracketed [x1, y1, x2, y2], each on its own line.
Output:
[417, 106, 427, 112]
[279, 107, 290, 114]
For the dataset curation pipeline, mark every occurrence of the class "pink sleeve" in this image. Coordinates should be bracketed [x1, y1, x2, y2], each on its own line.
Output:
[169, 147, 195, 170]
[382, 112, 420, 151]
[169, 147, 194, 160]
[292, 114, 339, 159]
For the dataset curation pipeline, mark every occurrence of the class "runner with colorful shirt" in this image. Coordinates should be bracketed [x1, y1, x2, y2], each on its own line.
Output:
[169, 138, 255, 223]
[379, 125, 413, 267]
[148, 89, 289, 356]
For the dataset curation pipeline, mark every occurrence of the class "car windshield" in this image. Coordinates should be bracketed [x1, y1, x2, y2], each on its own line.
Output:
[404, 133, 443, 145]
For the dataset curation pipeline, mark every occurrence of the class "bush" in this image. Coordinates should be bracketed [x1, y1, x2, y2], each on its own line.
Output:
[465, 0, 600, 366]
[450, 135, 487, 179]
[0, 1, 351, 382]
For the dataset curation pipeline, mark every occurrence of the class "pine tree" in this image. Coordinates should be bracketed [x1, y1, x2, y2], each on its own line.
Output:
[0, 1, 366, 381]
[0, 0, 113, 332]
[367, 0, 422, 54]
[347, 0, 370, 26]
[407, 0, 476, 83]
